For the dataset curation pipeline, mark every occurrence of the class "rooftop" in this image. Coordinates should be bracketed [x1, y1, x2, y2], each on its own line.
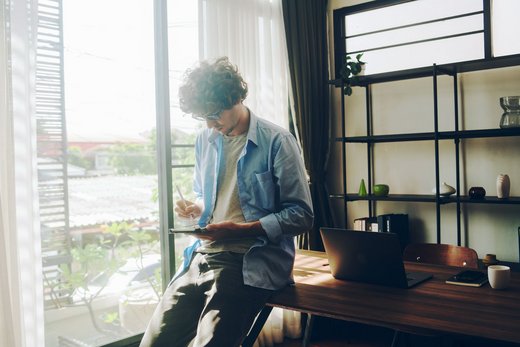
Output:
[68, 175, 158, 228]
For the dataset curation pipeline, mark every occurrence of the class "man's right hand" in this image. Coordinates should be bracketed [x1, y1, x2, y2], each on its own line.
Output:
[174, 199, 202, 219]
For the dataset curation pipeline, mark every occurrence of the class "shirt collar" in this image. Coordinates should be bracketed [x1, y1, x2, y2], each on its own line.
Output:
[246, 109, 259, 146]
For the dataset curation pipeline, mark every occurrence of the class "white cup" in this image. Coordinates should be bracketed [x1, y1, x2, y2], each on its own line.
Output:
[487, 265, 511, 289]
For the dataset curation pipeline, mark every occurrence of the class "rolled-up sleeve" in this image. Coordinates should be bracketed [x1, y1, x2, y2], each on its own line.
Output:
[259, 133, 313, 243]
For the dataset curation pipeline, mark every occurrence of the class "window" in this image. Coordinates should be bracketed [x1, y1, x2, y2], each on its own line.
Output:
[166, 0, 203, 272]
[41, 1, 160, 345]
[36, 0, 289, 345]
[38, 1, 203, 345]
[492, 0, 520, 56]
[333, 0, 520, 77]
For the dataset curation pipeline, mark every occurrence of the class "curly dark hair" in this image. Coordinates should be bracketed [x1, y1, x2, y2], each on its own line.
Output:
[178, 57, 248, 116]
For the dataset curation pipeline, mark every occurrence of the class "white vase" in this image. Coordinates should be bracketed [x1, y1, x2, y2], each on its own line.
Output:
[432, 182, 456, 196]
[496, 174, 510, 199]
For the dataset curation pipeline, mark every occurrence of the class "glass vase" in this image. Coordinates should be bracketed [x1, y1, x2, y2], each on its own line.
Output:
[499, 96, 520, 128]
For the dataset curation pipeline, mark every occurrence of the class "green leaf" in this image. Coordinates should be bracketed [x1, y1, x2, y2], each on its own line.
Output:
[102, 312, 119, 324]
[341, 52, 366, 95]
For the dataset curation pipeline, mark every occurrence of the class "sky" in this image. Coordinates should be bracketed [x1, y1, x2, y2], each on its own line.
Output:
[63, 0, 200, 141]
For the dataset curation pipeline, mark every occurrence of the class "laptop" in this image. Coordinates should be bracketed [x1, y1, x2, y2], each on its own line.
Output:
[320, 228, 432, 288]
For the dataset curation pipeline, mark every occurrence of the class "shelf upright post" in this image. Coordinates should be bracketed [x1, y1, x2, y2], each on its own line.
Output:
[366, 85, 373, 217]
[433, 64, 441, 244]
[483, 0, 492, 59]
[453, 70, 462, 246]
[518, 226, 520, 262]
[341, 81, 348, 228]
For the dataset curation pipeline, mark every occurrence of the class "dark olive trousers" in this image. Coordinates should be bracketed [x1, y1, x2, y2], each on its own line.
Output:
[139, 251, 273, 347]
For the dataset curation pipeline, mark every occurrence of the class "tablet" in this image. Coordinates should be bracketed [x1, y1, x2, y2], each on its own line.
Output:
[169, 226, 207, 234]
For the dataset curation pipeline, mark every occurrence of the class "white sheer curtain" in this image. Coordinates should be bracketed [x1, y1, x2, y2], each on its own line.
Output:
[200, 1, 300, 345]
[200, 0, 291, 128]
[0, 1, 45, 346]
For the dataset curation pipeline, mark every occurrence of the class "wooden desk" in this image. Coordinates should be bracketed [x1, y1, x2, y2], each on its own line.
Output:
[243, 250, 520, 346]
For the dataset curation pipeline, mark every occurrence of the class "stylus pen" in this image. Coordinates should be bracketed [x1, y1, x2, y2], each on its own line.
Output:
[175, 184, 188, 209]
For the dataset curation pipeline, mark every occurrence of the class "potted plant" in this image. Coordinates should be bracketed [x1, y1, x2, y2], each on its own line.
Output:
[340, 53, 365, 96]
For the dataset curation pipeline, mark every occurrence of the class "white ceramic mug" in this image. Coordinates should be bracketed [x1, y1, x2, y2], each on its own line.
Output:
[488, 265, 511, 289]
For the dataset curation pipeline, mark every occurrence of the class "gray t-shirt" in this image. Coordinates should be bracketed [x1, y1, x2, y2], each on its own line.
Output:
[197, 133, 257, 254]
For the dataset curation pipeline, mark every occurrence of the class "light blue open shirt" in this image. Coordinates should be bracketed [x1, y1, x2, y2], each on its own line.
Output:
[177, 111, 314, 290]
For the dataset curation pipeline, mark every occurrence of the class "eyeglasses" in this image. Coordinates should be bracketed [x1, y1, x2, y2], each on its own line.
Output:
[192, 110, 222, 121]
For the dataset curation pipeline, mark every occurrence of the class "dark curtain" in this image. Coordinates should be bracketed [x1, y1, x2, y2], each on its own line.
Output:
[282, 0, 332, 251]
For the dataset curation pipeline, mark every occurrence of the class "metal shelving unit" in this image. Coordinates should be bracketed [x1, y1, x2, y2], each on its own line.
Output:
[331, 54, 520, 246]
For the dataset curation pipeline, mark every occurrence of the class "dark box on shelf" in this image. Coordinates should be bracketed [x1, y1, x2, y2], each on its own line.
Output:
[377, 214, 409, 250]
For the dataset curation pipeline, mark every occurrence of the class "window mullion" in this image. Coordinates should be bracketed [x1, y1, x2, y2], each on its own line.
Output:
[153, 0, 175, 290]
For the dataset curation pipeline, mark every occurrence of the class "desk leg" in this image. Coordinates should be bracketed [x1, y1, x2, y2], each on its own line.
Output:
[241, 306, 273, 347]
[302, 314, 314, 347]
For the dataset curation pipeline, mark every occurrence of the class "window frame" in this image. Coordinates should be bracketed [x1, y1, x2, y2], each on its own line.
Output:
[153, 0, 177, 288]
[332, 0, 494, 78]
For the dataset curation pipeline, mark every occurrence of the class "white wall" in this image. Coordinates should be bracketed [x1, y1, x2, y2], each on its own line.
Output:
[327, 0, 520, 262]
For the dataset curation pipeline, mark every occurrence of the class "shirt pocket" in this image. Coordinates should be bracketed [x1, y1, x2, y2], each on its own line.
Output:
[253, 170, 276, 211]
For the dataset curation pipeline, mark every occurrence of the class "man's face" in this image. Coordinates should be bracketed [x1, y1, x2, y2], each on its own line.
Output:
[205, 108, 240, 136]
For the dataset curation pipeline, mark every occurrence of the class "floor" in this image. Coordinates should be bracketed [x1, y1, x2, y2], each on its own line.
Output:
[274, 337, 389, 347]
[272, 320, 394, 347]
[271, 322, 520, 347]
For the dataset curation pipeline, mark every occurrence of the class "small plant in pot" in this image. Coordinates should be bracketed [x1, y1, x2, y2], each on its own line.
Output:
[340, 53, 365, 96]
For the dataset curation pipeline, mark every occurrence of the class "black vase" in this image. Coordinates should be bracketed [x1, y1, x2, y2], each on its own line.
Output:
[469, 187, 486, 199]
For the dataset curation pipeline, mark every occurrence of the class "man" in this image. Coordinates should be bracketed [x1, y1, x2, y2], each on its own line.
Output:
[140, 57, 313, 347]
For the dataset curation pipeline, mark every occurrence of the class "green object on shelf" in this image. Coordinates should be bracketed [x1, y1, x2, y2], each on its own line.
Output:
[373, 184, 389, 197]
[358, 179, 367, 197]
